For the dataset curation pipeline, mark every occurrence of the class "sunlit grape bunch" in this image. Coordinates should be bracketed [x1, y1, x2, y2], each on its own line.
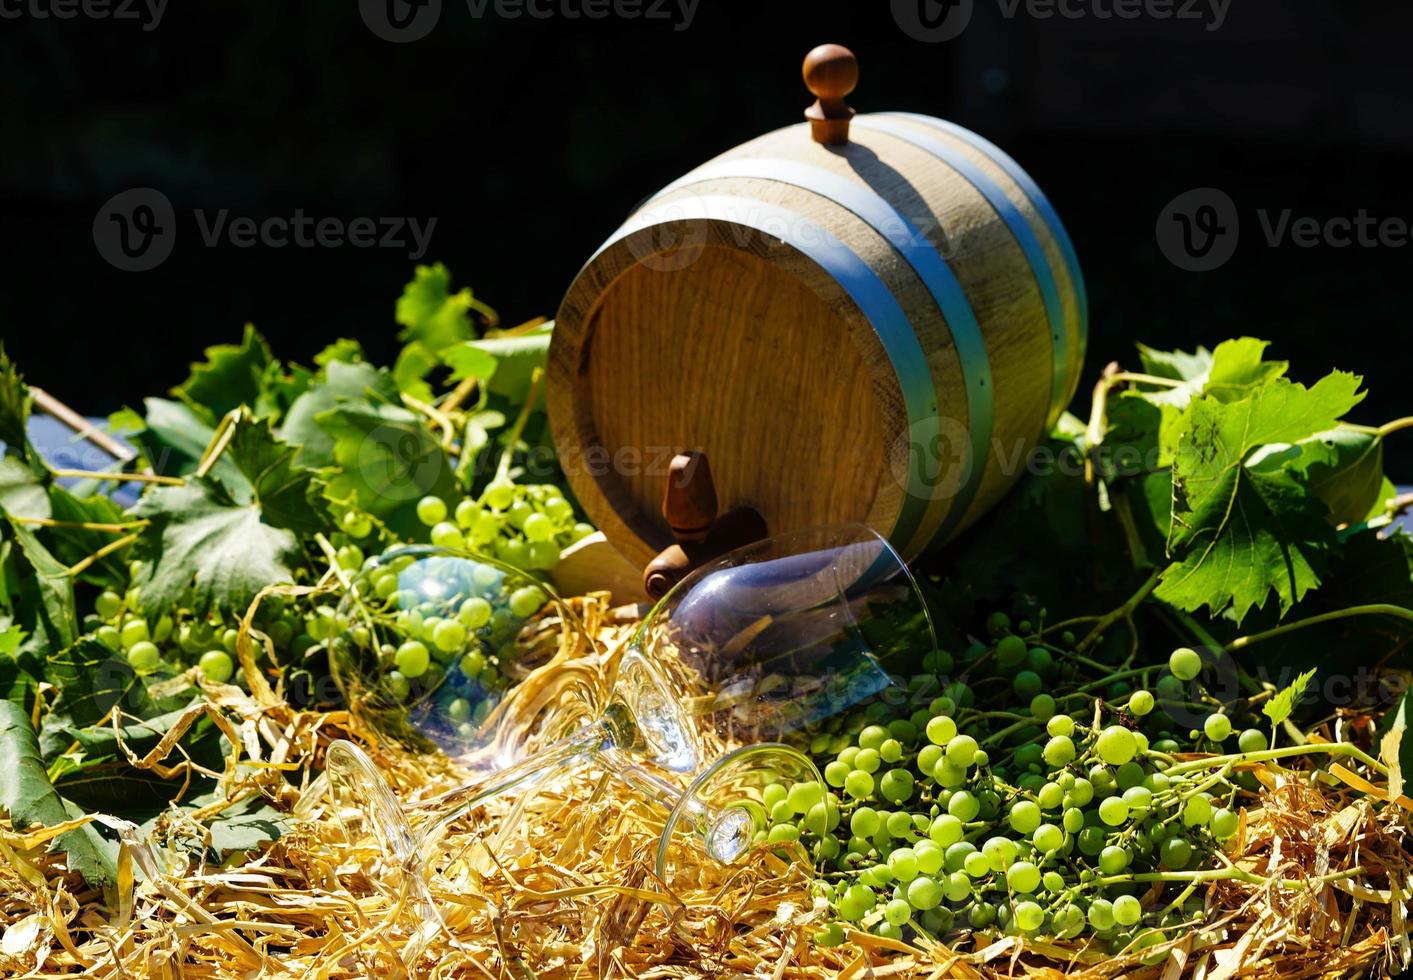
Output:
[411, 483, 594, 572]
[766, 613, 1284, 958]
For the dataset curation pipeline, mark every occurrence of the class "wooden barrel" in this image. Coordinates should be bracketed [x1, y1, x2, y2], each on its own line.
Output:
[549, 49, 1087, 569]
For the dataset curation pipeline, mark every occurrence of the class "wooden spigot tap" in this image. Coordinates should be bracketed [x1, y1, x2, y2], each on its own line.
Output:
[803, 43, 859, 145]
[642, 451, 768, 600]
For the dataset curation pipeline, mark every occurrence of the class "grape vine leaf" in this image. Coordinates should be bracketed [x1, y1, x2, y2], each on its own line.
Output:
[459, 324, 552, 407]
[316, 400, 457, 538]
[171, 325, 274, 426]
[1155, 371, 1365, 623]
[133, 418, 322, 614]
[5, 516, 78, 652]
[0, 699, 117, 886]
[279, 360, 400, 468]
[0, 344, 33, 463]
[0, 456, 51, 520]
[395, 263, 481, 351]
[1262, 667, 1317, 727]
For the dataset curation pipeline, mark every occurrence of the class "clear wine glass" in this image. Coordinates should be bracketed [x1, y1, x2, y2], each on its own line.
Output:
[307, 525, 935, 892]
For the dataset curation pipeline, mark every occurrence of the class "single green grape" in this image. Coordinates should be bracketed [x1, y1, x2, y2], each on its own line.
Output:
[1169, 647, 1202, 681]
[906, 875, 942, 910]
[432, 619, 467, 653]
[1032, 823, 1063, 853]
[458, 596, 493, 629]
[1008, 800, 1041, 835]
[1112, 894, 1143, 926]
[395, 640, 430, 678]
[452, 498, 479, 529]
[1160, 836, 1193, 869]
[95, 590, 124, 621]
[1098, 845, 1130, 874]
[127, 641, 161, 674]
[416, 496, 448, 527]
[1203, 713, 1233, 742]
[1046, 714, 1076, 738]
[1043, 735, 1076, 767]
[508, 585, 546, 618]
[119, 618, 150, 650]
[483, 479, 515, 510]
[1209, 808, 1239, 839]
[1128, 689, 1155, 716]
[1237, 728, 1268, 753]
[844, 770, 874, 800]
[1095, 725, 1138, 766]
[1006, 861, 1041, 893]
[199, 649, 234, 683]
[430, 522, 464, 550]
[1098, 796, 1130, 826]
[926, 715, 957, 745]
[1014, 900, 1044, 932]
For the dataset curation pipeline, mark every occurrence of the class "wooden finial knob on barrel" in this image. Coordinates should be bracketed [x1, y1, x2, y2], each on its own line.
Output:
[803, 43, 859, 145]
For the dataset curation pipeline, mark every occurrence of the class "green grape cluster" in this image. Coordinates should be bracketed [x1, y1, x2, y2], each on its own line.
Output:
[772, 618, 1276, 958]
[411, 485, 594, 572]
[89, 560, 316, 686]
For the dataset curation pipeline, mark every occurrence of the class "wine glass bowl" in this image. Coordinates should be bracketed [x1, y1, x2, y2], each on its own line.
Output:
[329, 545, 599, 772]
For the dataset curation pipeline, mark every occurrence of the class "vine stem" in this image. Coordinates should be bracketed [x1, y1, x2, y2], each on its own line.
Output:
[13, 516, 149, 533]
[495, 368, 545, 482]
[50, 468, 182, 486]
[1075, 567, 1163, 652]
[1376, 416, 1413, 438]
[66, 532, 140, 577]
[1226, 604, 1413, 652]
[1164, 741, 1387, 777]
[1097, 864, 1365, 890]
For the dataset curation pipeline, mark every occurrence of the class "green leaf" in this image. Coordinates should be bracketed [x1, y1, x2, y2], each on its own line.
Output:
[1136, 342, 1212, 382]
[51, 701, 225, 814]
[395, 263, 478, 351]
[279, 360, 400, 468]
[207, 801, 288, 856]
[41, 487, 131, 588]
[1262, 667, 1317, 727]
[0, 456, 51, 520]
[0, 700, 116, 886]
[1156, 372, 1365, 622]
[313, 338, 365, 368]
[316, 401, 458, 538]
[171, 325, 274, 425]
[442, 342, 498, 384]
[0, 344, 33, 463]
[223, 417, 328, 534]
[1286, 426, 1385, 527]
[5, 516, 77, 650]
[44, 638, 153, 732]
[466, 324, 552, 406]
[391, 341, 442, 403]
[133, 479, 305, 616]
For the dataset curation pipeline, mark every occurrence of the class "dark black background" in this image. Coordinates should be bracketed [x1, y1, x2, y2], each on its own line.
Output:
[4, 0, 1411, 475]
